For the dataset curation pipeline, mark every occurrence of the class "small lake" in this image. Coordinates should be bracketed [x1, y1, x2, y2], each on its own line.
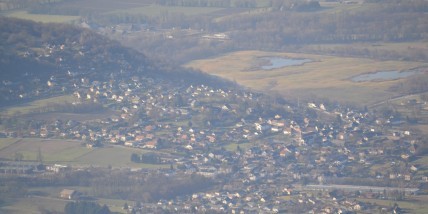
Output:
[259, 57, 312, 70]
[351, 69, 425, 82]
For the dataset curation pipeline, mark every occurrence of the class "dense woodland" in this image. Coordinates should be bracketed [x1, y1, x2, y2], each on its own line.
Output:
[124, 0, 428, 63]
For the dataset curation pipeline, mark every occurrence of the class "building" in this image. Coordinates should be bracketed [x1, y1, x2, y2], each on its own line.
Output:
[60, 189, 78, 200]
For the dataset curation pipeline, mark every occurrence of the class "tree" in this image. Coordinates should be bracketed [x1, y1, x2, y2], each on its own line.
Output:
[237, 145, 243, 154]
[37, 147, 43, 164]
[141, 153, 160, 164]
[14, 152, 24, 161]
[98, 205, 110, 214]
[64, 201, 111, 214]
[130, 153, 140, 163]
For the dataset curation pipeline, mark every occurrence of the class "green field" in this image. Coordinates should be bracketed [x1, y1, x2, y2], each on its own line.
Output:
[0, 196, 69, 214]
[6, 11, 79, 23]
[224, 142, 253, 152]
[0, 188, 130, 214]
[0, 138, 168, 168]
[75, 145, 168, 168]
[186, 50, 428, 105]
[0, 138, 88, 163]
[0, 196, 130, 214]
[0, 138, 19, 150]
[358, 197, 428, 214]
[0, 95, 76, 116]
[106, 5, 224, 17]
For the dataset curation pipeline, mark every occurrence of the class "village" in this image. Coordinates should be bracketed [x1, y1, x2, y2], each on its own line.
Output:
[1, 41, 428, 213]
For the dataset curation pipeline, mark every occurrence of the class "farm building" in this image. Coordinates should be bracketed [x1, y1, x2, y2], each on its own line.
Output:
[60, 189, 78, 200]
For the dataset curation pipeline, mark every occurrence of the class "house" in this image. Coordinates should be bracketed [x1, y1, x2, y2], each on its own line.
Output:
[124, 141, 137, 147]
[46, 164, 70, 173]
[60, 189, 78, 200]
[404, 174, 411, 181]
[143, 141, 157, 149]
[255, 123, 270, 132]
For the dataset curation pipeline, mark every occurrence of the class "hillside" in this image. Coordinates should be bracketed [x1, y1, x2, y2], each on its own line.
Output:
[0, 17, 231, 106]
[1, 14, 428, 214]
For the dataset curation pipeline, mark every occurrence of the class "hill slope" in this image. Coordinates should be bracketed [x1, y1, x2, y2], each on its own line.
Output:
[0, 17, 231, 106]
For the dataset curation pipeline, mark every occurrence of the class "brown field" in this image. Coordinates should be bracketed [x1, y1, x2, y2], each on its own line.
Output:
[6, 11, 79, 23]
[186, 50, 428, 105]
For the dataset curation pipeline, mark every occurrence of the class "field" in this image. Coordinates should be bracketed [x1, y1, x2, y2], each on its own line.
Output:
[6, 11, 79, 23]
[25, 111, 117, 123]
[0, 196, 69, 214]
[358, 197, 428, 214]
[105, 5, 225, 17]
[0, 138, 88, 163]
[75, 145, 168, 168]
[0, 187, 131, 214]
[0, 95, 76, 116]
[224, 142, 253, 152]
[0, 138, 19, 151]
[186, 50, 428, 105]
[0, 138, 167, 168]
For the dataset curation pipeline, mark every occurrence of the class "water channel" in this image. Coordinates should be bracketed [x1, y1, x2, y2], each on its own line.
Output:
[259, 57, 312, 70]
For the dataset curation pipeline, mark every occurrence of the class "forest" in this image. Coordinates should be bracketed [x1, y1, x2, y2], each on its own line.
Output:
[3, 0, 428, 64]
[104, 0, 428, 63]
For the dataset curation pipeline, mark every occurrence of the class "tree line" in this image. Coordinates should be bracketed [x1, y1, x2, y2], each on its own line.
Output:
[64, 201, 111, 214]
[107, 0, 428, 64]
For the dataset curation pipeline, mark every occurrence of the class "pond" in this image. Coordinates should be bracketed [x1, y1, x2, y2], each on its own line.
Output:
[350, 69, 425, 82]
[259, 57, 312, 70]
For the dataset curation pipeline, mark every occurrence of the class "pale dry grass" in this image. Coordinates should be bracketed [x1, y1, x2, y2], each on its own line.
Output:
[186, 50, 428, 105]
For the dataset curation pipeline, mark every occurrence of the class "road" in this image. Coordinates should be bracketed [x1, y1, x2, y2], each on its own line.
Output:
[369, 92, 427, 109]
[302, 184, 419, 194]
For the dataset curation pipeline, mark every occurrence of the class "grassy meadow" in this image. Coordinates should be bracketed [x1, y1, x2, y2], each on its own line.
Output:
[358, 197, 428, 214]
[0, 138, 88, 163]
[0, 138, 167, 168]
[0, 95, 75, 116]
[0, 196, 69, 214]
[0, 187, 131, 214]
[186, 50, 428, 105]
[0, 138, 19, 150]
[105, 4, 224, 17]
[75, 145, 169, 168]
